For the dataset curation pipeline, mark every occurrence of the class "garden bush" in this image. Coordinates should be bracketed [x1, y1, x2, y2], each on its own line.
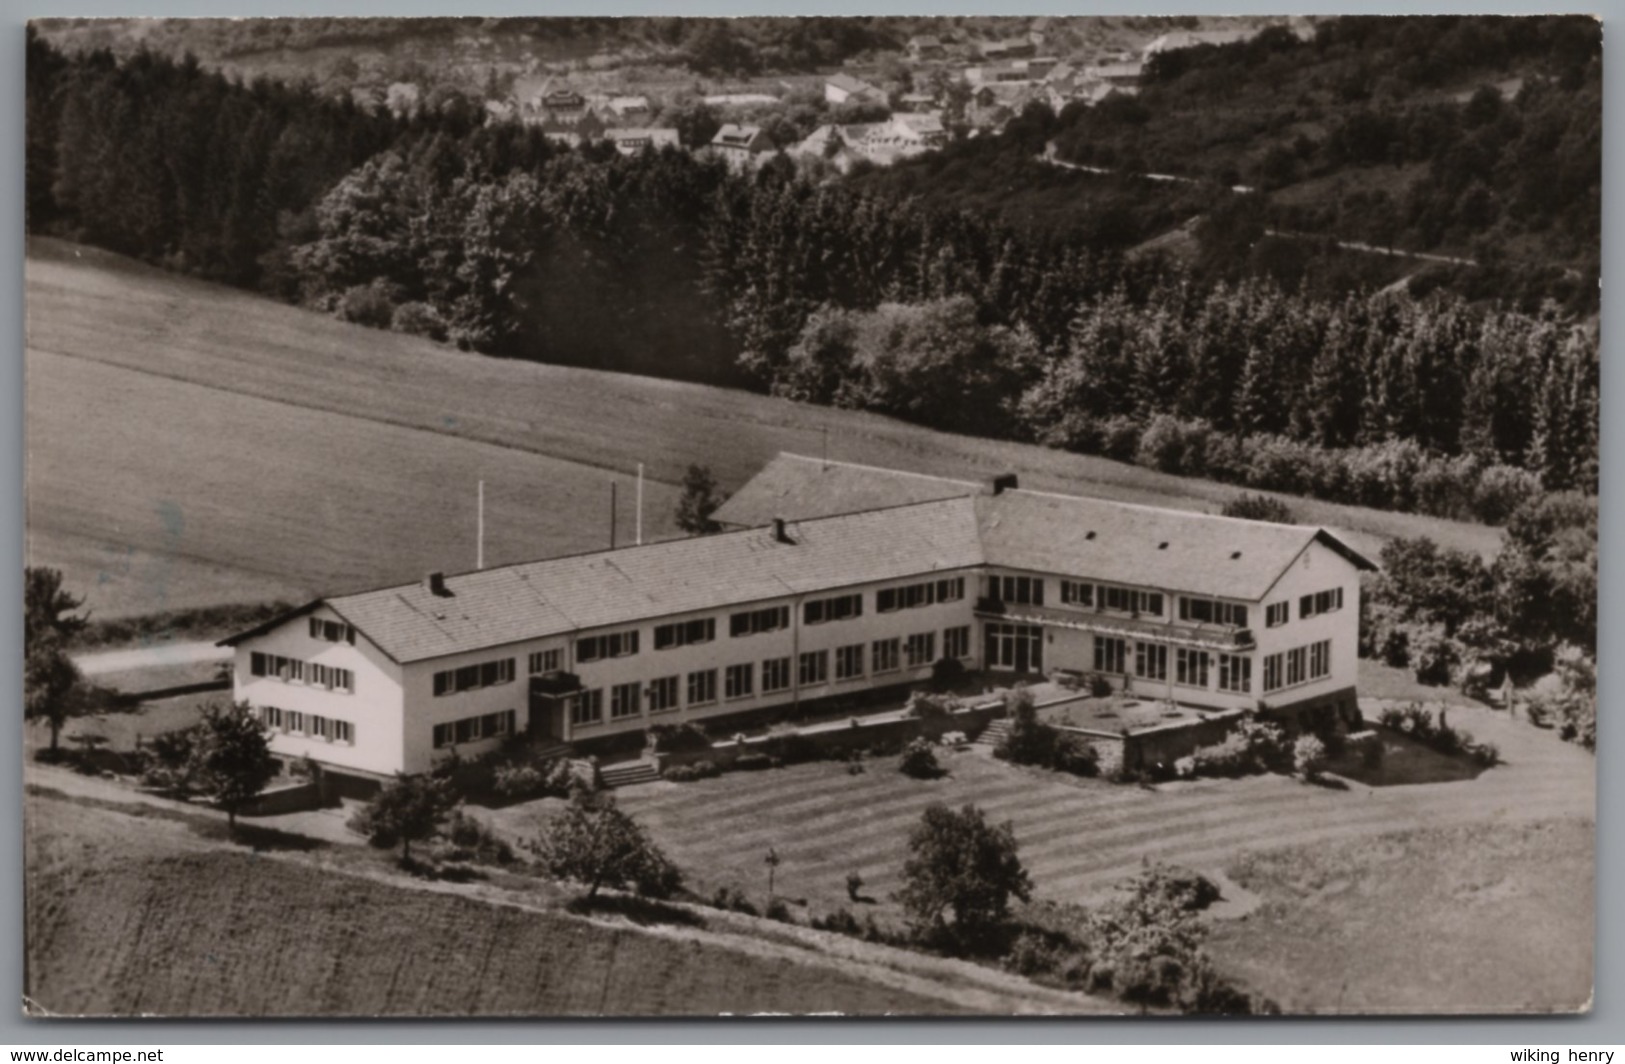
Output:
[733, 752, 774, 771]
[664, 759, 722, 782]
[647, 722, 712, 754]
[1292, 734, 1328, 782]
[1187, 719, 1287, 778]
[904, 691, 959, 720]
[710, 886, 758, 916]
[898, 738, 944, 779]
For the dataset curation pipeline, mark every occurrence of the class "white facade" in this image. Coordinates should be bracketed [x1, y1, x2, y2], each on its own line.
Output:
[229, 542, 1363, 777]
[231, 604, 407, 775]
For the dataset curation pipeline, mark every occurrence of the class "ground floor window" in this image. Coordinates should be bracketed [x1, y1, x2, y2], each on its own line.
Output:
[904, 632, 936, 668]
[1134, 642, 1167, 681]
[572, 689, 603, 726]
[611, 682, 642, 720]
[725, 663, 754, 699]
[1309, 639, 1332, 680]
[799, 650, 828, 686]
[1287, 646, 1307, 686]
[987, 623, 1044, 672]
[649, 675, 680, 712]
[762, 657, 791, 693]
[260, 706, 355, 745]
[687, 668, 717, 706]
[1218, 653, 1252, 693]
[943, 625, 971, 660]
[1176, 648, 1210, 688]
[835, 644, 865, 681]
[433, 709, 514, 749]
[872, 638, 901, 673]
[1093, 635, 1125, 675]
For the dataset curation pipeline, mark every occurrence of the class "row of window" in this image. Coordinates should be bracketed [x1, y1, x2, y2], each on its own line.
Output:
[259, 706, 355, 744]
[1264, 587, 1345, 628]
[1262, 640, 1333, 693]
[569, 627, 974, 727]
[1000, 575, 1255, 631]
[1178, 596, 1249, 628]
[249, 653, 355, 693]
[1299, 588, 1345, 619]
[1060, 581, 1166, 617]
[989, 575, 1045, 606]
[432, 709, 516, 749]
[804, 593, 863, 625]
[307, 618, 357, 644]
[1092, 638, 1254, 693]
[432, 657, 516, 696]
[877, 577, 965, 613]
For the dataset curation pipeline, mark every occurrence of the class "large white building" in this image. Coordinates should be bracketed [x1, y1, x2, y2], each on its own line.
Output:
[221, 454, 1373, 780]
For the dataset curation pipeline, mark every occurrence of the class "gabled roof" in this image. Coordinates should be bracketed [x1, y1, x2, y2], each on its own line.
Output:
[712, 453, 980, 528]
[714, 452, 1375, 602]
[974, 490, 1368, 602]
[302, 497, 984, 664]
[224, 454, 1373, 664]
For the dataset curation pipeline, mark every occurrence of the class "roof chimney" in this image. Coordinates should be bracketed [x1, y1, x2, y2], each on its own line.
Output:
[990, 473, 1019, 495]
[426, 571, 449, 596]
[772, 517, 792, 544]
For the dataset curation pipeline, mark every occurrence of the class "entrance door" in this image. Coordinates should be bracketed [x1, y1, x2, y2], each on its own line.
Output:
[986, 623, 1043, 672]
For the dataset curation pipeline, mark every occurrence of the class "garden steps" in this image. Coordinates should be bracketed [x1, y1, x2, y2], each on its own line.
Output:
[975, 719, 1013, 749]
[599, 760, 662, 788]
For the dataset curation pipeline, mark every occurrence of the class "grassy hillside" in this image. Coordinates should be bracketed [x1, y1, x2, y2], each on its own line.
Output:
[23, 788, 973, 1016]
[25, 237, 1502, 619]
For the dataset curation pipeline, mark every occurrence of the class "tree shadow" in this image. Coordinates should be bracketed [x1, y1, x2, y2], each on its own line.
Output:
[192, 820, 329, 852]
[567, 892, 707, 927]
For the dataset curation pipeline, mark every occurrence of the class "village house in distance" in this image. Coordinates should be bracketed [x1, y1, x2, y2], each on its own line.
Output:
[220, 454, 1374, 784]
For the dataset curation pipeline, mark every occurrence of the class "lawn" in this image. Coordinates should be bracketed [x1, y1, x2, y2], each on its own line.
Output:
[1206, 819, 1593, 1015]
[26, 236, 1504, 618]
[538, 701, 1592, 1012]
[24, 785, 977, 1017]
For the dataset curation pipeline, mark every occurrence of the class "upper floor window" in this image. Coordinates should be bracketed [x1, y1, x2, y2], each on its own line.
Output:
[1265, 602, 1289, 628]
[1100, 585, 1163, 616]
[1178, 597, 1248, 628]
[993, 575, 1044, 606]
[730, 605, 789, 638]
[877, 577, 964, 613]
[654, 617, 716, 651]
[251, 652, 353, 694]
[309, 618, 356, 644]
[1299, 588, 1345, 620]
[576, 630, 639, 663]
[432, 657, 514, 696]
[529, 648, 563, 674]
[1059, 580, 1093, 607]
[805, 594, 862, 625]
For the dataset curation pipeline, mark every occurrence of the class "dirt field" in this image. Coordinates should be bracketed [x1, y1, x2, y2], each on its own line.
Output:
[25, 785, 1023, 1017]
[26, 237, 1504, 618]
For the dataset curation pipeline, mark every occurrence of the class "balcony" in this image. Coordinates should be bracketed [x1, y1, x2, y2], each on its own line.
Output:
[975, 596, 1007, 615]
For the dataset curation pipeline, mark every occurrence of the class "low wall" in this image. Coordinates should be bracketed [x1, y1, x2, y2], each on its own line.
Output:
[1260, 686, 1362, 735]
[653, 701, 1005, 772]
[1121, 710, 1246, 775]
[236, 778, 324, 817]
